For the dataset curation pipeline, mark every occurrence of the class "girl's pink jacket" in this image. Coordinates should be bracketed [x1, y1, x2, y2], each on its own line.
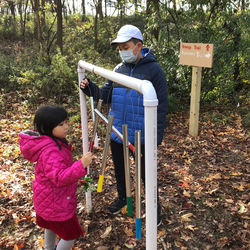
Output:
[19, 130, 87, 221]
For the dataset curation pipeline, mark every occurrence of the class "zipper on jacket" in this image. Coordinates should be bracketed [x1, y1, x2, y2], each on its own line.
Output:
[125, 64, 137, 124]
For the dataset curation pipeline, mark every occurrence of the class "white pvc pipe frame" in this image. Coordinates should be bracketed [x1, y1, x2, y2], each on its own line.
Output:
[78, 60, 158, 250]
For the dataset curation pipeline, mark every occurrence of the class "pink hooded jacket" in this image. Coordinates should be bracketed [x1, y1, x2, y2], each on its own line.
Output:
[19, 130, 87, 221]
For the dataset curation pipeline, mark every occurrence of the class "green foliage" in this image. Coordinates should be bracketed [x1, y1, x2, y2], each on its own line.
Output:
[0, 1, 249, 112]
[78, 174, 97, 192]
[6, 47, 78, 104]
[0, 51, 15, 89]
[168, 93, 181, 113]
[242, 110, 250, 128]
[201, 110, 234, 126]
[146, 2, 249, 108]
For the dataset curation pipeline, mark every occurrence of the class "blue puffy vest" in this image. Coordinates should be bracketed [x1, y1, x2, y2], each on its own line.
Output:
[109, 87, 144, 144]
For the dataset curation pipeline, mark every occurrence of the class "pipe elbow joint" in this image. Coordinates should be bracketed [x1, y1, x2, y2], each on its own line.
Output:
[141, 80, 158, 107]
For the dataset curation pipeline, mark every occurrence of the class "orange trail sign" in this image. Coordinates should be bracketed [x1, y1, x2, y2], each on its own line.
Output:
[179, 43, 214, 68]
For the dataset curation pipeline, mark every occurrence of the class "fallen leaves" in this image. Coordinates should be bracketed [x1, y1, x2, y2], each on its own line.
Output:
[124, 238, 137, 249]
[100, 225, 112, 239]
[185, 224, 198, 231]
[238, 204, 247, 214]
[217, 236, 228, 248]
[124, 226, 134, 237]
[0, 94, 249, 249]
[179, 179, 190, 189]
[181, 213, 194, 222]
[203, 173, 222, 182]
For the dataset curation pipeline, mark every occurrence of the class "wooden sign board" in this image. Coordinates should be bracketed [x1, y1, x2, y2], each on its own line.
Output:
[179, 42, 214, 68]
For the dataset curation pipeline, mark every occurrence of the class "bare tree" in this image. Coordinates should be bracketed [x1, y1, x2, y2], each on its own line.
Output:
[18, 0, 24, 36]
[93, 0, 103, 49]
[72, 0, 76, 14]
[6, 0, 16, 34]
[146, 0, 160, 40]
[97, 0, 103, 19]
[30, 0, 42, 41]
[55, 0, 63, 53]
[82, 0, 86, 16]
[117, 0, 126, 26]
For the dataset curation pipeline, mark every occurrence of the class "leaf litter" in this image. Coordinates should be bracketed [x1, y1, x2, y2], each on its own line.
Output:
[0, 92, 249, 249]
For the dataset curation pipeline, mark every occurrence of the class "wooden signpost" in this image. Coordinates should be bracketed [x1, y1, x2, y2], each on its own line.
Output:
[179, 42, 214, 136]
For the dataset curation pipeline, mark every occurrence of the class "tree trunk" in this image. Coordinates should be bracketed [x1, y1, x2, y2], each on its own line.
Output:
[117, 0, 125, 26]
[241, 0, 245, 10]
[72, 0, 76, 14]
[82, 0, 86, 17]
[104, 0, 107, 17]
[31, 0, 42, 41]
[8, 0, 16, 34]
[97, 0, 103, 19]
[18, 0, 24, 36]
[146, 0, 150, 16]
[22, 0, 29, 37]
[67, 1, 72, 15]
[146, 0, 160, 40]
[94, 5, 98, 49]
[41, 0, 46, 29]
[55, 0, 63, 53]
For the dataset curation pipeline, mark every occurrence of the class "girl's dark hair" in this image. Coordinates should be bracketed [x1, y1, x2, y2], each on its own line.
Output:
[34, 105, 68, 148]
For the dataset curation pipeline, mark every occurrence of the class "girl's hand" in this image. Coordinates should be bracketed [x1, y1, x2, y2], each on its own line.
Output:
[81, 151, 94, 167]
[80, 79, 89, 89]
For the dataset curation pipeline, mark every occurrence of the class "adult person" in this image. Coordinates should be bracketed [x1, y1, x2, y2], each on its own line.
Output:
[80, 24, 168, 226]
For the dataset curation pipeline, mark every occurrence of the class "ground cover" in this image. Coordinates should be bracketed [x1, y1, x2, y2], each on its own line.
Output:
[0, 91, 249, 249]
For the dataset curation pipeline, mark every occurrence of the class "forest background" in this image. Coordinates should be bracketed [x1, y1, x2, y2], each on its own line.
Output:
[0, 0, 249, 249]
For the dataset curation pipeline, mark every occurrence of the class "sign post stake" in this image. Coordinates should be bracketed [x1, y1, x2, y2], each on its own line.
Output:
[189, 66, 202, 136]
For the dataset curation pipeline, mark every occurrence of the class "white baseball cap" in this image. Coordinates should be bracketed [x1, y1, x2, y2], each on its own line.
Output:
[111, 25, 143, 45]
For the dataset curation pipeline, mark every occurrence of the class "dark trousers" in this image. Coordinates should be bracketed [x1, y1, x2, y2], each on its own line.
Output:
[110, 140, 159, 201]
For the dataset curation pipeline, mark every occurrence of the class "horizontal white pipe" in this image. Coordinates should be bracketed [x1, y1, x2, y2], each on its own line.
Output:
[78, 60, 158, 107]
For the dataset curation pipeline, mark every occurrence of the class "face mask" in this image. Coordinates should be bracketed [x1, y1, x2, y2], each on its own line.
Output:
[119, 45, 138, 63]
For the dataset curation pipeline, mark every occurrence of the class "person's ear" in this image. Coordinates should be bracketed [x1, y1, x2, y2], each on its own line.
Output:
[137, 42, 143, 50]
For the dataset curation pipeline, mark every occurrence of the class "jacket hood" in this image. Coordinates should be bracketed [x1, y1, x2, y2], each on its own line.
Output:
[136, 48, 156, 66]
[141, 48, 156, 63]
[19, 130, 55, 162]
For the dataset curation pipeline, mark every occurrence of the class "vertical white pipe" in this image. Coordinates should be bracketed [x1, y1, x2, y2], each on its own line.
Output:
[90, 96, 98, 147]
[77, 66, 92, 213]
[145, 105, 158, 250]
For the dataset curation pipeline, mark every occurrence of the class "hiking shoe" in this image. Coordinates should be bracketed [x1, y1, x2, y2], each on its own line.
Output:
[108, 198, 126, 214]
[157, 203, 162, 227]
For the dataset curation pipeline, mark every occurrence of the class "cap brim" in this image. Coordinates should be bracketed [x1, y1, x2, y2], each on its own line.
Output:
[110, 36, 132, 45]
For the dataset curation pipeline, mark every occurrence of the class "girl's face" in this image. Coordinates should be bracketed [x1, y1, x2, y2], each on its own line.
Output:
[52, 120, 69, 139]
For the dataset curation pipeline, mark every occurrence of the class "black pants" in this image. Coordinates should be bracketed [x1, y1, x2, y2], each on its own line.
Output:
[110, 140, 159, 201]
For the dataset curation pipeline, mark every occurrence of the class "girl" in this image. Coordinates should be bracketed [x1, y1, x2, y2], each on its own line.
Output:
[19, 105, 94, 250]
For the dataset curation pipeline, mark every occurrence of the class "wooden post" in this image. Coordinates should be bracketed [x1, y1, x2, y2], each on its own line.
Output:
[97, 115, 114, 192]
[189, 66, 202, 136]
[123, 125, 133, 216]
